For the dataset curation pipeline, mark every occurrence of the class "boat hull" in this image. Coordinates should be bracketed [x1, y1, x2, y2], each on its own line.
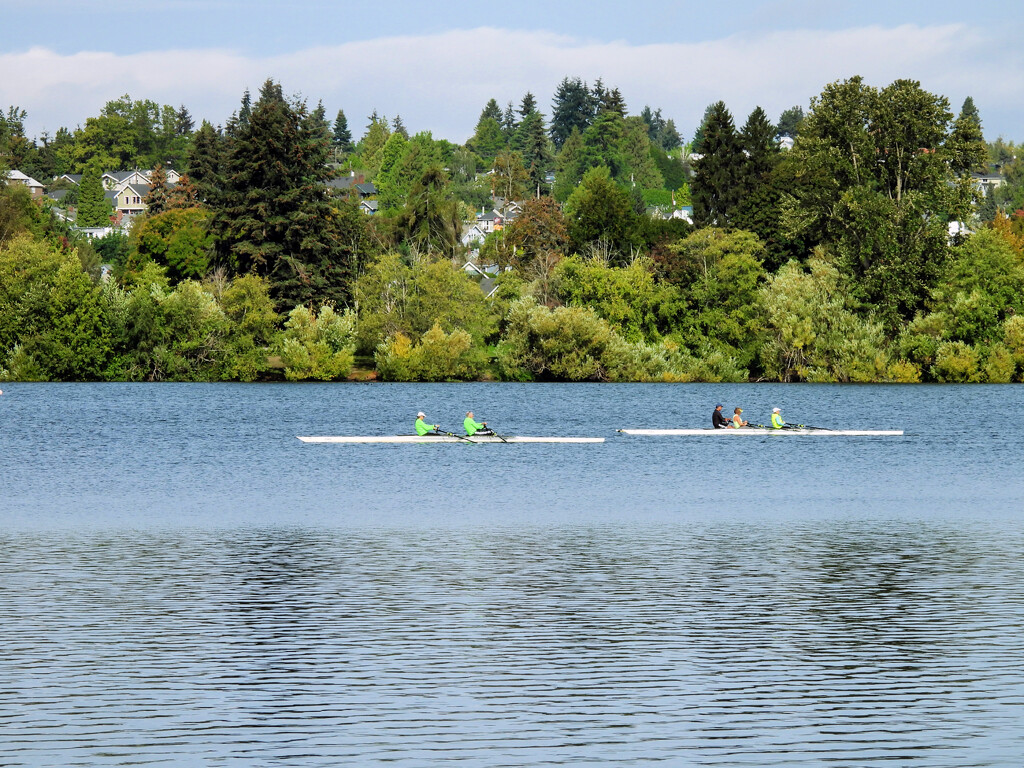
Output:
[619, 428, 903, 436]
[298, 435, 605, 443]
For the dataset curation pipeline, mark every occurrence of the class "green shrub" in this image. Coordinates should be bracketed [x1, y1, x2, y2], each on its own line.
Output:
[279, 304, 356, 381]
[931, 341, 982, 382]
[375, 322, 487, 381]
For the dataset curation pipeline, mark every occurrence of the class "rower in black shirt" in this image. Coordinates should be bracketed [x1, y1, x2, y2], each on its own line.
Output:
[712, 404, 730, 429]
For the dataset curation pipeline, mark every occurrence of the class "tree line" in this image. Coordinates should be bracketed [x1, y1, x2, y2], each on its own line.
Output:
[2, 75, 1024, 384]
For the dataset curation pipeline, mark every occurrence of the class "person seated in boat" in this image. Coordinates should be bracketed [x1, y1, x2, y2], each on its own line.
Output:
[729, 407, 749, 428]
[770, 407, 786, 429]
[463, 411, 494, 436]
[415, 411, 440, 436]
[712, 404, 730, 429]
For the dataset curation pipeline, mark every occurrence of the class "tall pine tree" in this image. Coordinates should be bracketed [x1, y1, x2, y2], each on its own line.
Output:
[211, 79, 358, 307]
[550, 77, 595, 150]
[692, 101, 744, 227]
[332, 109, 353, 153]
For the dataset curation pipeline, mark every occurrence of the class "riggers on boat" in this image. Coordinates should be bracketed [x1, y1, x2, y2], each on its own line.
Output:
[617, 428, 903, 436]
[298, 435, 605, 444]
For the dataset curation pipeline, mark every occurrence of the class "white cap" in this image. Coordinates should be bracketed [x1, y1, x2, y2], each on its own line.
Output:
[417, 412, 425, 418]
[772, 407, 780, 412]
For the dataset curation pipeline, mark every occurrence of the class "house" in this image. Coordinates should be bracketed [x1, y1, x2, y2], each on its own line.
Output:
[355, 181, 377, 198]
[359, 199, 379, 215]
[476, 210, 503, 233]
[461, 222, 488, 249]
[113, 183, 151, 216]
[4, 170, 45, 198]
[971, 171, 1004, 197]
[778, 136, 795, 151]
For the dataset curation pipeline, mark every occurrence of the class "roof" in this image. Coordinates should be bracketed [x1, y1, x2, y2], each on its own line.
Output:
[5, 170, 44, 188]
[327, 177, 357, 190]
[356, 182, 377, 195]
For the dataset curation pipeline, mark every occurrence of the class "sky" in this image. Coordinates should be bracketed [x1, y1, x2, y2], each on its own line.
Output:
[2, 0, 1022, 144]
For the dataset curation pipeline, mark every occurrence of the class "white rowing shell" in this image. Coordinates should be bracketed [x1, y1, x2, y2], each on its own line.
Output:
[297, 435, 606, 443]
[619, 428, 903, 436]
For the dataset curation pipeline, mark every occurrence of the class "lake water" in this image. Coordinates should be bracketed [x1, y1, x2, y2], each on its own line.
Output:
[2, 382, 1023, 766]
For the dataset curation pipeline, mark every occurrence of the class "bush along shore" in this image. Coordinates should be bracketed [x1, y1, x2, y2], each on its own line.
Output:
[3, 76, 1024, 383]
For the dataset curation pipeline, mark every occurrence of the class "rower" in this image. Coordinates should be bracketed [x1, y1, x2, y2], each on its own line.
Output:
[711, 404, 730, 429]
[729, 407, 748, 428]
[415, 411, 440, 436]
[464, 411, 494, 437]
[770, 407, 786, 429]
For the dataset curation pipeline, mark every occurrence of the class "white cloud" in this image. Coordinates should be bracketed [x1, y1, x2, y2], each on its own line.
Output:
[2, 24, 1021, 144]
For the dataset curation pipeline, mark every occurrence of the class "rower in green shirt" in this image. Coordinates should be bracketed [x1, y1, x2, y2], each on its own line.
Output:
[771, 407, 786, 429]
[415, 411, 440, 436]
[463, 411, 494, 436]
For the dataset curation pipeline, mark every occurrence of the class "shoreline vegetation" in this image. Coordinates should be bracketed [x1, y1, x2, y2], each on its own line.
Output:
[3, 76, 1024, 384]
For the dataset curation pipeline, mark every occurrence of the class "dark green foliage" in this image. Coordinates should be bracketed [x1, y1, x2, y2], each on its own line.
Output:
[515, 111, 554, 196]
[210, 79, 360, 308]
[519, 92, 538, 117]
[332, 109, 353, 153]
[186, 121, 224, 205]
[396, 165, 462, 257]
[76, 163, 111, 227]
[550, 77, 596, 150]
[692, 102, 744, 228]
[563, 166, 641, 263]
[775, 105, 804, 138]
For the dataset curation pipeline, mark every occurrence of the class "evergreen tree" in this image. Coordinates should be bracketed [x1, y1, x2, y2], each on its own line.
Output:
[374, 132, 410, 210]
[332, 109, 353, 153]
[660, 119, 682, 151]
[775, 105, 804, 138]
[211, 79, 358, 307]
[360, 111, 391, 167]
[186, 121, 224, 205]
[519, 92, 538, 118]
[691, 103, 716, 153]
[640, 106, 664, 142]
[620, 116, 663, 189]
[947, 97, 987, 175]
[397, 165, 462, 257]
[479, 98, 503, 124]
[176, 105, 194, 135]
[145, 163, 172, 216]
[391, 114, 409, 140]
[238, 89, 252, 129]
[581, 110, 627, 179]
[502, 101, 518, 138]
[692, 101, 744, 227]
[553, 128, 586, 202]
[467, 116, 506, 165]
[550, 77, 596, 150]
[491, 150, 529, 202]
[602, 87, 627, 118]
[76, 162, 111, 227]
[515, 111, 554, 197]
[165, 172, 201, 210]
[733, 107, 787, 268]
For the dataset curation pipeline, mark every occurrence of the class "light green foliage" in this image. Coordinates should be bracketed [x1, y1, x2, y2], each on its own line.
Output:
[0, 241, 112, 381]
[931, 341, 982, 382]
[552, 255, 664, 342]
[661, 228, 767, 366]
[131, 207, 212, 281]
[354, 252, 498, 354]
[983, 343, 1015, 384]
[758, 256, 896, 382]
[496, 298, 630, 381]
[278, 304, 356, 381]
[1003, 316, 1024, 378]
[375, 323, 487, 381]
[217, 274, 279, 381]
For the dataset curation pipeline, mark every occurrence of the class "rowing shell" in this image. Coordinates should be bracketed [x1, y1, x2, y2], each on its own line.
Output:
[297, 435, 605, 444]
[618, 428, 903, 436]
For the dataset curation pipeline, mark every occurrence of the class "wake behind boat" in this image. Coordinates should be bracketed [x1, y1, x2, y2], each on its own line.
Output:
[298, 435, 605, 444]
[618, 428, 903, 436]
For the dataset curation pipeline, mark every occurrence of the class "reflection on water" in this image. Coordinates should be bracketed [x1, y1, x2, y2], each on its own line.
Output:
[3, 521, 1024, 766]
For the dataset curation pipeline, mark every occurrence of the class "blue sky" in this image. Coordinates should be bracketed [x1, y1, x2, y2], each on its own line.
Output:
[2, 0, 1022, 143]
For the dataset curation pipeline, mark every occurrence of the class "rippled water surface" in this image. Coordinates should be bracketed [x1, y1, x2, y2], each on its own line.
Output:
[2, 382, 1024, 766]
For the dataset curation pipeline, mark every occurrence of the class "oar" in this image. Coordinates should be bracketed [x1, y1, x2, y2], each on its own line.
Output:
[488, 428, 508, 443]
[439, 429, 476, 443]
